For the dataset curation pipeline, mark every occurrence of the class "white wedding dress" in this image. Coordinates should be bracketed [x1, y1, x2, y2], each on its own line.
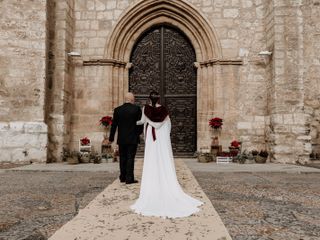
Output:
[130, 107, 203, 218]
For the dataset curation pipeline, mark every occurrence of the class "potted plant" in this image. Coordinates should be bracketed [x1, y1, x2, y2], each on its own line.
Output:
[246, 152, 255, 164]
[63, 150, 80, 164]
[99, 116, 113, 128]
[251, 150, 259, 161]
[251, 150, 259, 156]
[209, 117, 223, 129]
[209, 117, 223, 149]
[79, 136, 91, 153]
[256, 150, 268, 163]
[197, 147, 213, 163]
[80, 136, 90, 146]
[235, 151, 248, 164]
[210, 136, 221, 156]
[79, 152, 90, 163]
[229, 140, 241, 157]
[197, 152, 213, 163]
[61, 147, 69, 162]
[90, 150, 101, 164]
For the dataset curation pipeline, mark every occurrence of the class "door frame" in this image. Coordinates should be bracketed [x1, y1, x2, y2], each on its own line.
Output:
[128, 24, 198, 155]
[103, 0, 222, 152]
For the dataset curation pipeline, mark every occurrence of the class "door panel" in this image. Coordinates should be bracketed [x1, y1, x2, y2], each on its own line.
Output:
[129, 25, 197, 156]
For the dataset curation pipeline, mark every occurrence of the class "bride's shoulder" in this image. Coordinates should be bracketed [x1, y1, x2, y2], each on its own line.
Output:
[144, 104, 164, 109]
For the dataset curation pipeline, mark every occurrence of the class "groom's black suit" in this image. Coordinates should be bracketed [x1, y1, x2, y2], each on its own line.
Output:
[109, 103, 143, 183]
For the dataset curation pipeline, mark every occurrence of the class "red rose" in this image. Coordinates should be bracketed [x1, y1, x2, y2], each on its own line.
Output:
[209, 117, 223, 129]
[231, 140, 241, 148]
[80, 137, 90, 146]
[100, 116, 113, 127]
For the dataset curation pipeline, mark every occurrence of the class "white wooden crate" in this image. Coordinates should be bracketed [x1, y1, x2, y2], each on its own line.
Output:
[216, 156, 233, 164]
[79, 139, 92, 153]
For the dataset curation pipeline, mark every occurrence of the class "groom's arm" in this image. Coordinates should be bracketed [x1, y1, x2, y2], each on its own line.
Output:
[109, 109, 119, 142]
[136, 107, 145, 125]
[136, 107, 144, 135]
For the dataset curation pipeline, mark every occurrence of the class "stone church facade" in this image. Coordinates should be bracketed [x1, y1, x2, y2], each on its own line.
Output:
[0, 0, 319, 163]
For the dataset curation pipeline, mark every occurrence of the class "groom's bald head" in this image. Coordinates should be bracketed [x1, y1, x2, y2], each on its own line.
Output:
[125, 92, 135, 103]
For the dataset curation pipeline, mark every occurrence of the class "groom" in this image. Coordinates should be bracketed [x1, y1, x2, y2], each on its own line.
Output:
[108, 92, 143, 184]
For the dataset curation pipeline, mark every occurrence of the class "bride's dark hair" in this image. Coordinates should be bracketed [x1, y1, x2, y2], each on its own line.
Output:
[149, 91, 160, 107]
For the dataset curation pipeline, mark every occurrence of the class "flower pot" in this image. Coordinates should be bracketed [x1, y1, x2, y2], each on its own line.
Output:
[67, 157, 78, 165]
[229, 147, 240, 157]
[211, 145, 221, 157]
[255, 155, 267, 163]
[245, 159, 255, 164]
[211, 136, 219, 146]
[93, 156, 102, 164]
[197, 153, 213, 163]
[79, 153, 90, 163]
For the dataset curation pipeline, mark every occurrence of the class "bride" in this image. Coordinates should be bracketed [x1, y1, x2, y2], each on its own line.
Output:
[130, 91, 203, 218]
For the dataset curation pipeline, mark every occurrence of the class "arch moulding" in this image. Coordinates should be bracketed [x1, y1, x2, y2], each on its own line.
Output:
[104, 0, 222, 62]
[99, 0, 238, 150]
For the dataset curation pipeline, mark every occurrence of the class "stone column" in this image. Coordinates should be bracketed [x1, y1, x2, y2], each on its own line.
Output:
[197, 64, 212, 150]
[105, 64, 114, 114]
[268, 1, 311, 163]
[46, 0, 75, 162]
[118, 66, 125, 104]
[111, 66, 118, 108]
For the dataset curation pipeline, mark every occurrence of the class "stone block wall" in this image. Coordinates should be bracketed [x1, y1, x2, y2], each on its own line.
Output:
[187, 0, 269, 151]
[302, 1, 320, 155]
[0, 0, 47, 162]
[46, 0, 75, 162]
[267, 1, 312, 163]
[264, 0, 275, 159]
[0, 122, 47, 162]
[1, 0, 315, 163]
[69, 0, 136, 152]
[68, 0, 271, 154]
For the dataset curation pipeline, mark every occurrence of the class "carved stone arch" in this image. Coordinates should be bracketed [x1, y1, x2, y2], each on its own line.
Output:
[105, 0, 222, 62]
[104, 0, 223, 151]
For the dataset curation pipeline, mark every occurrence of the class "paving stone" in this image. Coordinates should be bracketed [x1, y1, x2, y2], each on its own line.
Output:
[193, 172, 320, 240]
[0, 171, 118, 240]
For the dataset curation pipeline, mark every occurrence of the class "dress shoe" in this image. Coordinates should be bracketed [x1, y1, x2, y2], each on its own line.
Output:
[126, 180, 138, 184]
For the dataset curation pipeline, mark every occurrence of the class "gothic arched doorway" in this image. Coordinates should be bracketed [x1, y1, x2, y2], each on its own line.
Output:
[129, 25, 197, 156]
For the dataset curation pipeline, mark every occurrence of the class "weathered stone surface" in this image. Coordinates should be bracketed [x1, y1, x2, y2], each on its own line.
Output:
[0, 122, 47, 163]
[193, 171, 320, 240]
[0, 171, 118, 239]
[0, 0, 319, 163]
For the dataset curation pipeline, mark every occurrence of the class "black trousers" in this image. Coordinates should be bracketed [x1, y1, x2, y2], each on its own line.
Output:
[118, 144, 138, 182]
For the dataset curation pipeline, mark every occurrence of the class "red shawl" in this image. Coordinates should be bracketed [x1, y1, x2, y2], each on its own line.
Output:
[144, 105, 169, 141]
[144, 105, 169, 122]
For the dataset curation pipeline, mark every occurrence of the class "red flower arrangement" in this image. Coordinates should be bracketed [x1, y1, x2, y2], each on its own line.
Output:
[100, 116, 113, 127]
[80, 137, 90, 146]
[230, 140, 241, 148]
[209, 117, 223, 129]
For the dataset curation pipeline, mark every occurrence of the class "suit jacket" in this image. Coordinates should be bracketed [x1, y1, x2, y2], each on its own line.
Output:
[109, 103, 143, 145]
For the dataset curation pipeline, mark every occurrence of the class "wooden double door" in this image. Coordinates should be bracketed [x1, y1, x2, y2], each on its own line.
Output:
[129, 25, 197, 156]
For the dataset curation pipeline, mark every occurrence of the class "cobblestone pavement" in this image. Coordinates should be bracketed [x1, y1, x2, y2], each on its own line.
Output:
[193, 172, 320, 240]
[1, 162, 320, 240]
[49, 159, 232, 240]
[0, 171, 118, 240]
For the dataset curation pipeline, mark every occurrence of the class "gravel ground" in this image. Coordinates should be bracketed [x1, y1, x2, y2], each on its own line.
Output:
[1, 167, 319, 240]
[0, 171, 118, 240]
[193, 172, 320, 240]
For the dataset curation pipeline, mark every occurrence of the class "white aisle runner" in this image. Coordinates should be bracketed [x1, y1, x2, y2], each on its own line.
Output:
[49, 159, 232, 240]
